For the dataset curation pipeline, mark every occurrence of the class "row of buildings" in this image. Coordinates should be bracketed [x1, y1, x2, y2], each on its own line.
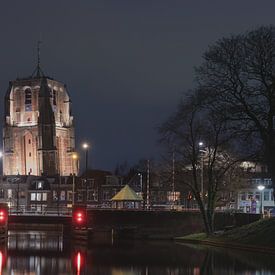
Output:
[0, 164, 273, 214]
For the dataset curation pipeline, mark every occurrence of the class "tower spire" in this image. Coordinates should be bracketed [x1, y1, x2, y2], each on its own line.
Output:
[31, 41, 44, 78]
[37, 41, 41, 77]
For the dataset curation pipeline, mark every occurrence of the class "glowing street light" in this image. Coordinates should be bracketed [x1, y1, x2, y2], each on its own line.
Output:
[82, 143, 90, 204]
[82, 143, 89, 150]
[72, 153, 79, 206]
[198, 142, 204, 201]
[257, 184, 265, 215]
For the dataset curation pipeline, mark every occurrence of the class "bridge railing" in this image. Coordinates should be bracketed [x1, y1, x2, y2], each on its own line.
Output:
[8, 207, 72, 216]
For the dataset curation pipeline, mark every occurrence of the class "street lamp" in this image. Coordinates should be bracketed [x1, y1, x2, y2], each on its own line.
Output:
[82, 143, 89, 204]
[72, 153, 79, 206]
[257, 184, 265, 215]
[0, 151, 3, 176]
[138, 173, 143, 209]
[198, 142, 204, 201]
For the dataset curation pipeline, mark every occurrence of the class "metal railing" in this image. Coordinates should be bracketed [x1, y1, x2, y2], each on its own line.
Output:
[8, 207, 72, 217]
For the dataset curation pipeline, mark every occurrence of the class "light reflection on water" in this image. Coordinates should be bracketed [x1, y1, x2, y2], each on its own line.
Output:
[0, 231, 272, 274]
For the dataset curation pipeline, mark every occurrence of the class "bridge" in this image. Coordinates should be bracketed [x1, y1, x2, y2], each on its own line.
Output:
[0, 204, 262, 242]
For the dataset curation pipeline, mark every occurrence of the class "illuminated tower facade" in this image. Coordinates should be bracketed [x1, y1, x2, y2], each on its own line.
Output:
[3, 63, 77, 176]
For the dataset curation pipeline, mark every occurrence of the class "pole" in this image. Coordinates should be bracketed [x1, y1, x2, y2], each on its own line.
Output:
[16, 180, 19, 214]
[261, 190, 263, 215]
[201, 152, 204, 202]
[172, 150, 175, 209]
[138, 173, 143, 209]
[72, 173, 75, 206]
[146, 160, 150, 210]
[85, 149, 88, 204]
[58, 172, 61, 216]
[140, 173, 143, 196]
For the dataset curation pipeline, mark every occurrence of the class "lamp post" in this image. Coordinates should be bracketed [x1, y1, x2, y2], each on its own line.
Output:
[138, 173, 143, 209]
[198, 142, 204, 202]
[257, 184, 265, 216]
[172, 150, 175, 209]
[0, 151, 2, 176]
[72, 153, 79, 206]
[82, 143, 89, 204]
[16, 177, 20, 214]
[146, 160, 150, 210]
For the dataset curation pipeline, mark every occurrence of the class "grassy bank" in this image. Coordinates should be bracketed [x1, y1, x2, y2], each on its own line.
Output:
[176, 217, 275, 251]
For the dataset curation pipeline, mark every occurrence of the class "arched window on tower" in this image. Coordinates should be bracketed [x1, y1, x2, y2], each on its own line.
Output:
[51, 89, 57, 111]
[25, 88, 32, 111]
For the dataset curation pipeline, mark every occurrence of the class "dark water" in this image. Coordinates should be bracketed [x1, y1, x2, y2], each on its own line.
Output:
[0, 231, 274, 274]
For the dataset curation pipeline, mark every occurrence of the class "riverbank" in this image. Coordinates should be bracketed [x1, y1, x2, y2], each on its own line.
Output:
[175, 217, 275, 253]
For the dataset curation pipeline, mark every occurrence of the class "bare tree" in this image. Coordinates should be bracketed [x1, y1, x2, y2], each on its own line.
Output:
[196, 25, 275, 194]
[160, 93, 239, 235]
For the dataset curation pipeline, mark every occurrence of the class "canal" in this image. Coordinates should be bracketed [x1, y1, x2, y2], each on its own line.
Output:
[0, 230, 273, 274]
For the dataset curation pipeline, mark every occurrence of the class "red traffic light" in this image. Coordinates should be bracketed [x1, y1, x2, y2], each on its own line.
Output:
[0, 210, 7, 224]
[73, 209, 87, 226]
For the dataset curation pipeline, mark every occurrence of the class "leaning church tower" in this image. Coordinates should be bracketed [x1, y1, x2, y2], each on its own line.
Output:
[3, 50, 77, 176]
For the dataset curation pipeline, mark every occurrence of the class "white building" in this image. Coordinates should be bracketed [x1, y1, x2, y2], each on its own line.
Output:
[236, 162, 275, 214]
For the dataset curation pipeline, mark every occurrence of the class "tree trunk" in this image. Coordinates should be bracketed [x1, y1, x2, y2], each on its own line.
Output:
[196, 195, 213, 235]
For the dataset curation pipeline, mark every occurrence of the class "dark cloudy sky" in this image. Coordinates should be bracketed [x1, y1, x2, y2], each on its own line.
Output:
[0, 1, 275, 171]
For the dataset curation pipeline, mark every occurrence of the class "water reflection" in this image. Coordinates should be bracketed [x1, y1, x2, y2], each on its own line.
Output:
[0, 231, 273, 274]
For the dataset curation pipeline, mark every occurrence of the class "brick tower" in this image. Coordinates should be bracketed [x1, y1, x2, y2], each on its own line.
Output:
[3, 52, 77, 176]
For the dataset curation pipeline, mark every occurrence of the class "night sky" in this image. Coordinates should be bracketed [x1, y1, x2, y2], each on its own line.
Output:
[0, 1, 275, 171]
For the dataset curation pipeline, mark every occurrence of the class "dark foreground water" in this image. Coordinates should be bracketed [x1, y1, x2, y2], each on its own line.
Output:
[0, 231, 274, 274]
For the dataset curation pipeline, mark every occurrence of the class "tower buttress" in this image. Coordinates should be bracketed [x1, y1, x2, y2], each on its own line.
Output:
[37, 77, 58, 176]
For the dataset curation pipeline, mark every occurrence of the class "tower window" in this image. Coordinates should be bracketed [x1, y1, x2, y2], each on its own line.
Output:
[29, 152, 31, 157]
[25, 88, 32, 111]
[51, 89, 57, 111]
[53, 90, 57, 106]
[28, 139, 31, 144]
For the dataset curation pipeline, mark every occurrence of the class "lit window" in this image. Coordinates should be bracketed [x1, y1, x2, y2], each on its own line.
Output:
[60, 191, 66, 201]
[36, 193, 42, 201]
[37, 182, 43, 189]
[42, 193, 47, 201]
[30, 193, 36, 201]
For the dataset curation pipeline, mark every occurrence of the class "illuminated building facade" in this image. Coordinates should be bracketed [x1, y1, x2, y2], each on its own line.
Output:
[3, 68, 77, 176]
